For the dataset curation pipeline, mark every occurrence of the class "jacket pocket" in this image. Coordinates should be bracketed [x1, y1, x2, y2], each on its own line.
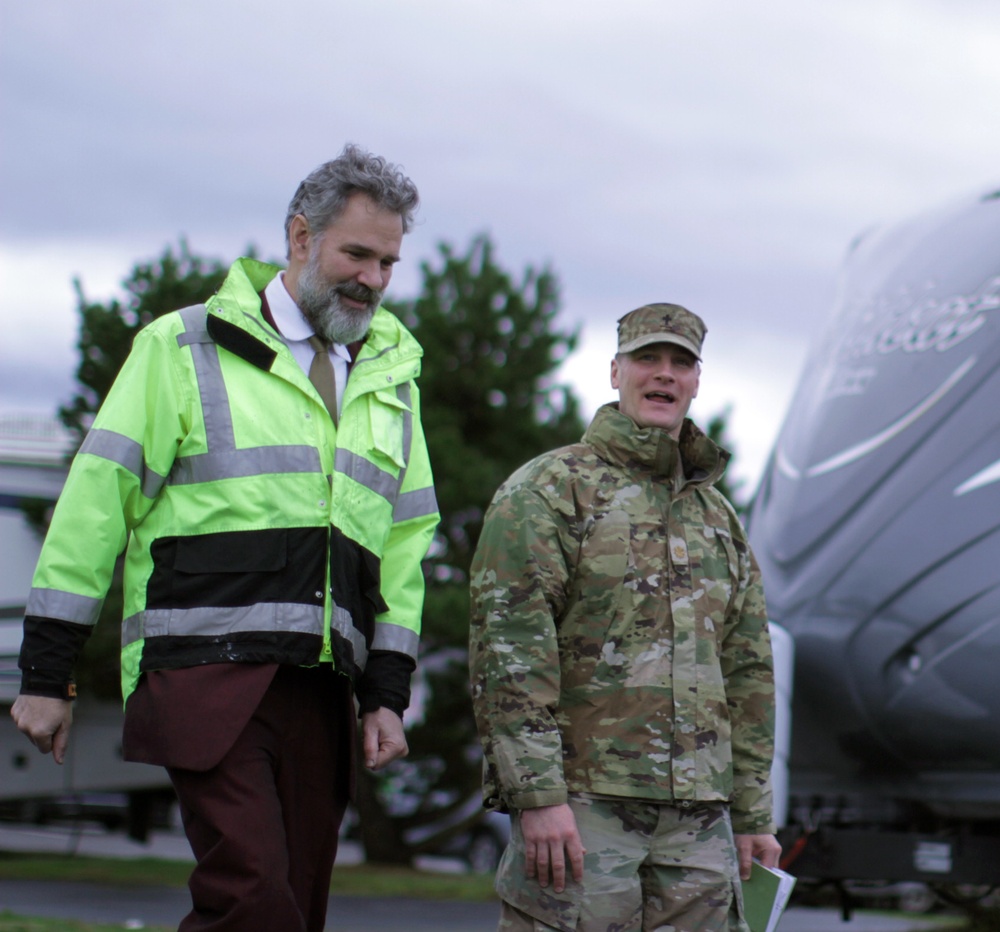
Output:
[147, 527, 325, 610]
[365, 388, 409, 471]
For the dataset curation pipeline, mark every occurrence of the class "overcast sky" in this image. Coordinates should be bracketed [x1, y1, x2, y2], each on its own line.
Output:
[2, 0, 998, 489]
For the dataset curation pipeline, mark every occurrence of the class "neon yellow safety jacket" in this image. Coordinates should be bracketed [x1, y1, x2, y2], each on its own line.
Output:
[19, 259, 439, 713]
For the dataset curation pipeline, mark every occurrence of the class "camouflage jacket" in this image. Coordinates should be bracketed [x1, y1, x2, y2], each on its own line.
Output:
[469, 403, 776, 833]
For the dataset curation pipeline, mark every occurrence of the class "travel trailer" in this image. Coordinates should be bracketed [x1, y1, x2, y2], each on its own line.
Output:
[748, 186, 1000, 905]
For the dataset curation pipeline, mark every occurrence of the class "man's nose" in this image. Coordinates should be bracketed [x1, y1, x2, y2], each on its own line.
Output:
[355, 259, 385, 289]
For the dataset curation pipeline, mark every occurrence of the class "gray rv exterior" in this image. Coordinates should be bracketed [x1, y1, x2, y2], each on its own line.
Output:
[748, 186, 1000, 891]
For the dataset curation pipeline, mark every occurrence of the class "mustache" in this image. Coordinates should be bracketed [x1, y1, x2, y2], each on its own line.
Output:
[335, 281, 381, 307]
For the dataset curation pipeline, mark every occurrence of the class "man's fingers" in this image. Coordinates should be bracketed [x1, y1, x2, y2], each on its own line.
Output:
[524, 841, 538, 880]
[549, 844, 567, 893]
[362, 729, 378, 769]
[568, 839, 586, 883]
[534, 843, 551, 888]
[52, 724, 70, 765]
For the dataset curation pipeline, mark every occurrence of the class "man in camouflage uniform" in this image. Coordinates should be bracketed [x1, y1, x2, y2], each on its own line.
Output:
[469, 304, 781, 931]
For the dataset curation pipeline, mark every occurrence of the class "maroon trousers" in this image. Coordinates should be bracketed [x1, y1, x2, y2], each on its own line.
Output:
[127, 665, 354, 932]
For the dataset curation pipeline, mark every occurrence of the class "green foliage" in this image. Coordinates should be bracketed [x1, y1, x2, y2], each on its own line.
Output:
[704, 405, 746, 513]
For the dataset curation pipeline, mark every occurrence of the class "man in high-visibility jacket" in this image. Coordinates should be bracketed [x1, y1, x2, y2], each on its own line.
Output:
[12, 144, 439, 932]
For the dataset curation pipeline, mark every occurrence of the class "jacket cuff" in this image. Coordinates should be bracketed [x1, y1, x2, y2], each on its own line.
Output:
[19, 673, 77, 701]
[730, 774, 775, 834]
[731, 813, 778, 835]
[356, 649, 415, 718]
[19, 616, 91, 688]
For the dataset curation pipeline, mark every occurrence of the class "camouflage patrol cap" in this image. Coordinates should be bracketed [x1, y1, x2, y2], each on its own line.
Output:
[617, 303, 706, 360]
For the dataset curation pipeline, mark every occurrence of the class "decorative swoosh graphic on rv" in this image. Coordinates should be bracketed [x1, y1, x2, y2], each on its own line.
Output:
[954, 459, 1000, 496]
[778, 356, 977, 480]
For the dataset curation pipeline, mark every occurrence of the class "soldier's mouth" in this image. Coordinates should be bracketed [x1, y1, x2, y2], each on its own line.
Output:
[646, 391, 675, 404]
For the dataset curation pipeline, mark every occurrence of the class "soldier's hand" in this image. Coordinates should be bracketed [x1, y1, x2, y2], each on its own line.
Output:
[10, 695, 73, 765]
[361, 707, 408, 770]
[734, 832, 782, 879]
[520, 803, 585, 893]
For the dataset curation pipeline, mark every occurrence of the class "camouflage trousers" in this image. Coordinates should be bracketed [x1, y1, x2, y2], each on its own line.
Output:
[495, 794, 748, 932]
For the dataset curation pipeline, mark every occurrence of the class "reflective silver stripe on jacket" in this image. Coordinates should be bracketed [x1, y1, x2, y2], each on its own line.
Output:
[122, 601, 370, 669]
[171, 446, 323, 484]
[123, 602, 324, 645]
[372, 621, 420, 658]
[332, 604, 369, 668]
[335, 448, 400, 502]
[389, 383, 437, 520]
[394, 487, 438, 522]
[79, 429, 168, 499]
[176, 307, 236, 452]
[396, 382, 413, 491]
[26, 588, 103, 626]
[173, 307, 323, 483]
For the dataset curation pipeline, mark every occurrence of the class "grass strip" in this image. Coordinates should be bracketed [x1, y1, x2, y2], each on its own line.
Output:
[0, 913, 172, 932]
[0, 852, 497, 901]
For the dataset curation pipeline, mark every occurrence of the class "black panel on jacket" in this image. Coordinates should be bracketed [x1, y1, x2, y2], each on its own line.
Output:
[207, 314, 278, 371]
[328, 525, 387, 647]
[140, 632, 324, 671]
[146, 527, 326, 609]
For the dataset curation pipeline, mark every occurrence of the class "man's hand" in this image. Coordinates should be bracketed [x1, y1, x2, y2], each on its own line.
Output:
[10, 695, 74, 765]
[361, 707, 408, 770]
[734, 832, 782, 880]
[520, 803, 586, 894]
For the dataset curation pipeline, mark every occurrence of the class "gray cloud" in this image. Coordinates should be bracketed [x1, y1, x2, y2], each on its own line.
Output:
[2, 0, 999, 485]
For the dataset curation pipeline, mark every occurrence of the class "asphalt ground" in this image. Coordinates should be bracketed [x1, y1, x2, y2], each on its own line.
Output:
[0, 824, 957, 932]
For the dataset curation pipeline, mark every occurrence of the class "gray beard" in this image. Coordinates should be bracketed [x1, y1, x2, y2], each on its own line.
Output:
[296, 256, 381, 345]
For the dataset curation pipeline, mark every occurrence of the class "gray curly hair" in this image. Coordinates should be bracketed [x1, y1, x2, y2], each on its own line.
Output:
[284, 143, 419, 255]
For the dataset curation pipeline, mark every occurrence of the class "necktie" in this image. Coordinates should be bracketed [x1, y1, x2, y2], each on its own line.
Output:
[307, 335, 339, 426]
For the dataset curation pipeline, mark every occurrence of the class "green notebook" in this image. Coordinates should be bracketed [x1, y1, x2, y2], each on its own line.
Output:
[741, 859, 797, 932]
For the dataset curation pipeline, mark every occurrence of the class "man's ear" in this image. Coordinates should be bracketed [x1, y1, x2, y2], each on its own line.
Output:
[610, 357, 620, 390]
[288, 214, 312, 263]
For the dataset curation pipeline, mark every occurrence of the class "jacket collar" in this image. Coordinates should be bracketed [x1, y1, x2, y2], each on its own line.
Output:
[583, 403, 730, 488]
[204, 258, 424, 381]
